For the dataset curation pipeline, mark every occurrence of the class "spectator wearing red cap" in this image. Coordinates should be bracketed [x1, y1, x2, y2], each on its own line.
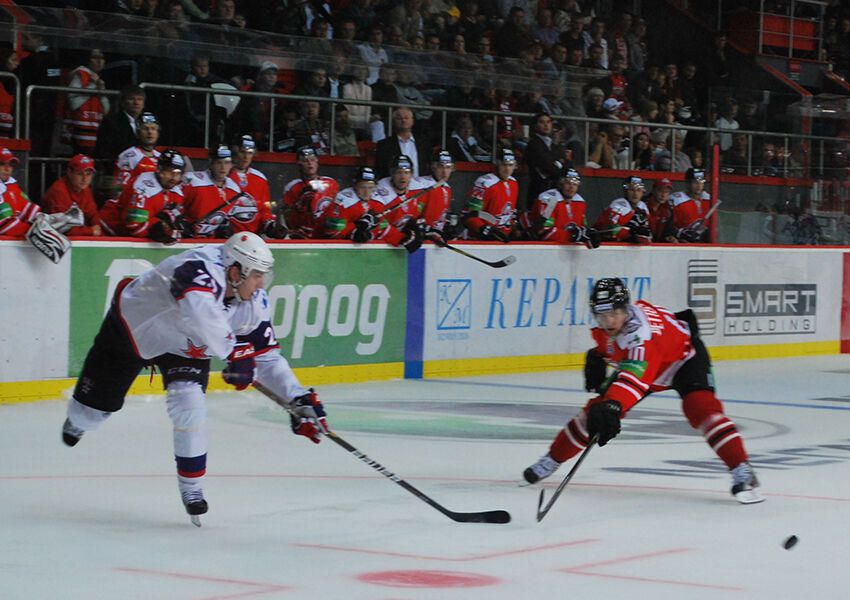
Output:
[0, 148, 37, 236]
[645, 177, 676, 243]
[42, 154, 103, 236]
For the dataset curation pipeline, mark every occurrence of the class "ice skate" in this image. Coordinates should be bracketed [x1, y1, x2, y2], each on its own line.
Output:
[522, 453, 561, 485]
[731, 462, 764, 504]
[182, 491, 208, 527]
[62, 418, 84, 447]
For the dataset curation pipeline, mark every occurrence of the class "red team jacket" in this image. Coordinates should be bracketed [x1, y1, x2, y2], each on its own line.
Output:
[282, 176, 339, 238]
[115, 146, 160, 188]
[591, 300, 694, 414]
[41, 175, 102, 235]
[594, 197, 649, 241]
[100, 170, 185, 237]
[670, 190, 712, 230]
[645, 195, 673, 242]
[229, 167, 275, 233]
[525, 188, 587, 242]
[183, 172, 259, 237]
[321, 186, 406, 244]
[464, 173, 518, 237]
[0, 177, 38, 236]
[382, 175, 452, 231]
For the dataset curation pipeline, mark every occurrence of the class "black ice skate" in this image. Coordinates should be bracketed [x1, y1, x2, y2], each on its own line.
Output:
[731, 462, 765, 504]
[62, 418, 84, 447]
[182, 492, 208, 527]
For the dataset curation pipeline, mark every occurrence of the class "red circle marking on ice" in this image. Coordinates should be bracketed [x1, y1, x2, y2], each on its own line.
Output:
[358, 570, 499, 588]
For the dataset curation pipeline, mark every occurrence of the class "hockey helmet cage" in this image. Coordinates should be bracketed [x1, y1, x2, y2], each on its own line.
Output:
[623, 175, 645, 190]
[209, 145, 232, 161]
[589, 278, 630, 314]
[686, 168, 706, 182]
[158, 149, 185, 171]
[355, 166, 376, 183]
[497, 148, 517, 164]
[222, 232, 275, 281]
[393, 154, 413, 171]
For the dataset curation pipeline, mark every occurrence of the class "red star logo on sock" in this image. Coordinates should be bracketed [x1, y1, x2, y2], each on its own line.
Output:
[182, 340, 209, 359]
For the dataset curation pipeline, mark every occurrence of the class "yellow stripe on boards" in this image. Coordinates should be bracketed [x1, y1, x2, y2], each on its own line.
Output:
[423, 353, 586, 378]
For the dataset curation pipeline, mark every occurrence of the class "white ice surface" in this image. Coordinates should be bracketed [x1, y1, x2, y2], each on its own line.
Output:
[3, 355, 850, 599]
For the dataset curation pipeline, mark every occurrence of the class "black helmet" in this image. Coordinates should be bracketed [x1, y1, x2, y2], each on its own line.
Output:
[158, 149, 185, 171]
[686, 168, 706, 182]
[589, 278, 630, 314]
[623, 175, 645, 191]
[355, 166, 376, 183]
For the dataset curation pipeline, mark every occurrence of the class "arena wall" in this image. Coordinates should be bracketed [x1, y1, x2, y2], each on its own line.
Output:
[1, 240, 847, 403]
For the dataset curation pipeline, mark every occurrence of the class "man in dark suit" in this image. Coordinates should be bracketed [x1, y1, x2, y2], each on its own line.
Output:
[374, 107, 431, 178]
[94, 85, 146, 163]
[524, 111, 572, 212]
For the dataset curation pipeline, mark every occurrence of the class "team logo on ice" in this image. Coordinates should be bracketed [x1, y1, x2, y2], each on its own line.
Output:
[437, 279, 472, 333]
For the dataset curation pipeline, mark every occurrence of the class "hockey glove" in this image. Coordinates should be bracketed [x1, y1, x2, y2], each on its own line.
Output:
[149, 203, 185, 245]
[676, 226, 702, 243]
[352, 213, 376, 244]
[222, 342, 256, 391]
[289, 389, 329, 444]
[263, 218, 289, 239]
[424, 226, 449, 245]
[479, 224, 510, 243]
[566, 223, 600, 248]
[584, 349, 608, 393]
[586, 399, 622, 446]
[399, 223, 424, 253]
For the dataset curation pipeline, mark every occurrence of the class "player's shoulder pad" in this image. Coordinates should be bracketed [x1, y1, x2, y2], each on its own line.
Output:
[335, 187, 360, 208]
[5, 176, 18, 186]
[248, 167, 268, 181]
[374, 178, 395, 202]
[571, 192, 586, 203]
[224, 178, 242, 193]
[670, 191, 690, 206]
[189, 171, 212, 187]
[700, 191, 711, 200]
[409, 175, 430, 191]
[538, 188, 563, 204]
[474, 173, 499, 189]
[133, 170, 161, 193]
[636, 200, 649, 213]
[608, 197, 632, 215]
[283, 178, 301, 193]
[616, 305, 652, 349]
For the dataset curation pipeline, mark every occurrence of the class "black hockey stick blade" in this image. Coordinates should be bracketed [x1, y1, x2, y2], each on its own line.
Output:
[536, 436, 598, 522]
[432, 238, 516, 268]
[253, 382, 511, 524]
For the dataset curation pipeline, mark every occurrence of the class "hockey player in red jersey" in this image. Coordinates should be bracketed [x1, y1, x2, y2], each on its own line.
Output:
[0, 147, 38, 237]
[320, 165, 423, 252]
[414, 150, 456, 242]
[282, 146, 339, 239]
[523, 278, 764, 504]
[99, 149, 186, 243]
[521, 168, 600, 247]
[114, 112, 161, 189]
[645, 177, 675, 243]
[374, 153, 429, 229]
[184, 145, 261, 238]
[228, 135, 285, 238]
[463, 148, 519, 242]
[41, 154, 104, 236]
[670, 168, 713, 243]
[595, 175, 652, 243]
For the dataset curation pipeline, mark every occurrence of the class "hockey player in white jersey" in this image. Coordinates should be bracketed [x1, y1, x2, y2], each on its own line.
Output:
[61, 233, 325, 525]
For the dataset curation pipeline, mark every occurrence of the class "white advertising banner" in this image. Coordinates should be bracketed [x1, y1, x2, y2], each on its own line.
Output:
[423, 244, 844, 361]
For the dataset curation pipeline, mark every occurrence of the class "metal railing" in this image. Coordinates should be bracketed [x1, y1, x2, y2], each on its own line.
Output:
[0, 70, 20, 139]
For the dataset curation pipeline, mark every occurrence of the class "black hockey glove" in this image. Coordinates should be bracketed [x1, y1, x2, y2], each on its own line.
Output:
[565, 223, 601, 249]
[289, 389, 329, 444]
[399, 223, 424, 253]
[149, 202, 185, 245]
[263, 218, 288, 239]
[424, 226, 449, 245]
[441, 214, 462, 240]
[584, 349, 608, 393]
[676, 226, 702, 243]
[586, 400, 622, 447]
[479, 224, 510, 243]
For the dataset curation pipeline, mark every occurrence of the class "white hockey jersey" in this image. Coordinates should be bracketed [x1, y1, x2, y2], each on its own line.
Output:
[118, 244, 251, 361]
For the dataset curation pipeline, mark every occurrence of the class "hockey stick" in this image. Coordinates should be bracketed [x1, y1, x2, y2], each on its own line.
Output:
[374, 182, 446, 220]
[536, 435, 598, 523]
[430, 237, 516, 268]
[253, 382, 512, 524]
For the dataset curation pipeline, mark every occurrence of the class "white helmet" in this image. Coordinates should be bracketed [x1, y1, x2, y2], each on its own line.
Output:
[222, 232, 274, 280]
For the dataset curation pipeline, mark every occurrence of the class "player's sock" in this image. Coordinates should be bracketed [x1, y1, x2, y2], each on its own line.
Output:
[549, 416, 590, 463]
[699, 412, 748, 469]
[176, 456, 207, 514]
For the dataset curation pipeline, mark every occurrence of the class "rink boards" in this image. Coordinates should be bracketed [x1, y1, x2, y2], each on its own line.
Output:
[1, 240, 848, 402]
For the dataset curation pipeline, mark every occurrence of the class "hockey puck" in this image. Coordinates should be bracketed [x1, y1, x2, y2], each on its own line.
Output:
[783, 535, 799, 550]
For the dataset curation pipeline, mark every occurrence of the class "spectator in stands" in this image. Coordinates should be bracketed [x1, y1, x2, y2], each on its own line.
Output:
[737, 99, 762, 131]
[95, 85, 146, 163]
[607, 11, 631, 67]
[586, 124, 614, 168]
[42, 154, 103, 236]
[542, 43, 570, 81]
[631, 131, 654, 170]
[754, 139, 784, 177]
[293, 101, 330, 155]
[705, 32, 730, 86]
[607, 123, 630, 169]
[602, 97, 626, 121]
[656, 98, 680, 125]
[176, 0, 210, 21]
[584, 87, 606, 118]
[566, 46, 584, 67]
[581, 43, 606, 69]
[626, 16, 648, 74]
[651, 129, 672, 171]
[395, 68, 432, 123]
[678, 61, 700, 115]
[370, 65, 399, 104]
[181, 53, 229, 147]
[448, 115, 490, 162]
[458, 0, 487, 47]
[300, 18, 334, 58]
[342, 63, 373, 136]
[296, 66, 330, 99]
[18, 31, 62, 156]
[374, 107, 431, 177]
[631, 99, 658, 135]
[664, 63, 682, 106]
[534, 8, 560, 49]
[559, 15, 584, 50]
[715, 97, 740, 151]
[0, 48, 18, 139]
[234, 61, 282, 151]
[359, 25, 389, 85]
[334, 18, 359, 56]
[582, 18, 608, 69]
[524, 112, 572, 211]
[331, 105, 359, 156]
[339, 0, 377, 38]
[494, 7, 532, 59]
[671, 130, 693, 172]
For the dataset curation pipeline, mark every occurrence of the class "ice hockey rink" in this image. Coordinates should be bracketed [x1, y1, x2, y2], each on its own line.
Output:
[3, 355, 850, 599]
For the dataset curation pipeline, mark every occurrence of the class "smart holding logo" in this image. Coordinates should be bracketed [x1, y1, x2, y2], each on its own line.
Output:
[437, 279, 472, 334]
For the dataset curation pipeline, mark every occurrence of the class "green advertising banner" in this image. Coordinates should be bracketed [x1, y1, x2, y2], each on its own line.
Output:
[69, 245, 407, 376]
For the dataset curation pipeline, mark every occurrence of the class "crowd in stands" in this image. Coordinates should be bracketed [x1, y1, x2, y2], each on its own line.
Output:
[2, 0, 827, 180]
